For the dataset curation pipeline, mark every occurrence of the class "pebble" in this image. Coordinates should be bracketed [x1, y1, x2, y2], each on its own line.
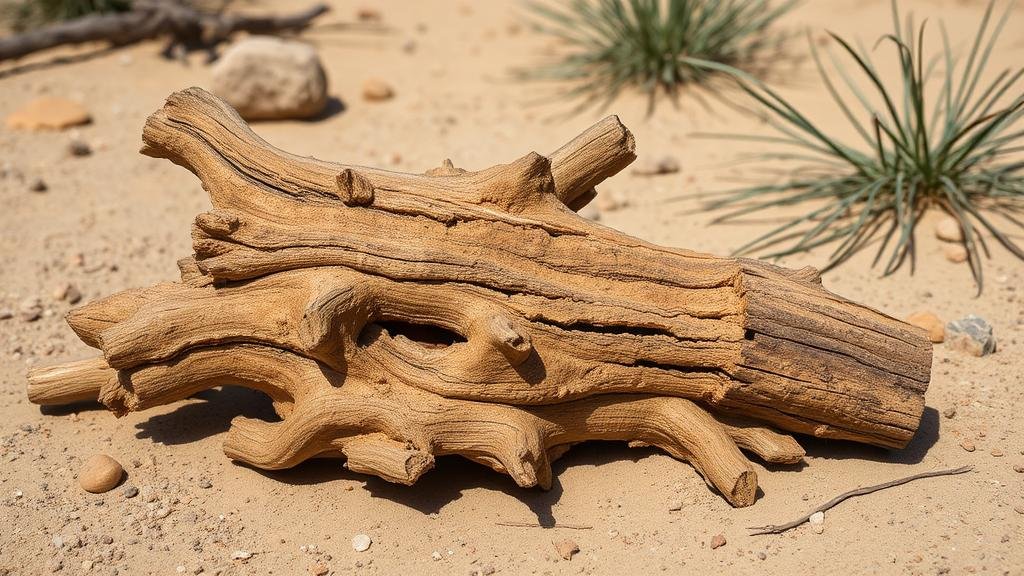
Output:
[0, 309, 12, 320]
[943, 406, 957, 419]
[68, 139, 92, 157]
[943, 244, 968, 263]
[960, 440, 976, 452]
[709, 534, 727, 549]
[430, 551, 442, 561]
[6, 96, 91, 130]
[667, 499, 683, 511]
[991, 449, 1004, 457]
[362, 79, 395, 102]
[552, 539, 579, 560]
[197, 478, 213, 489]
[352, 534, 372, 552]
[19, 298, 43, 322]
[811, 524, 825, 535]
[631, 155, 680, 176]
[309, 563, 329, 576]
[809, 511, 824, 524]
[906, 311, 945, 343]
[53, 283, 82, 304]
[29, 178, 47, 193]
[1013, 465, 1024, 473]
[946, 315, 997, 356]
[231, 550, 253, 561]
[935, 217, 964, 242]
[121, 484, 139, 499]
[78, 454, 124, 493]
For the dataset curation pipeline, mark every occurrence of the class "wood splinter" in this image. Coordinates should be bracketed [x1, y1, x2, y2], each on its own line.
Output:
[26, 87, 933, 507]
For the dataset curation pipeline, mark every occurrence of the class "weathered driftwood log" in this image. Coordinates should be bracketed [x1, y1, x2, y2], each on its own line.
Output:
[27, 88, 932, 507]
[0, 1, 329, 62]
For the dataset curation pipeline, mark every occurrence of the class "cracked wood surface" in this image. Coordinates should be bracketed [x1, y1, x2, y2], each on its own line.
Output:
[27, 88, 932, 507]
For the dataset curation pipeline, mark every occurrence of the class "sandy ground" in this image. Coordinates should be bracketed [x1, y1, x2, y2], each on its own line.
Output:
[1, 0, 1022, 574]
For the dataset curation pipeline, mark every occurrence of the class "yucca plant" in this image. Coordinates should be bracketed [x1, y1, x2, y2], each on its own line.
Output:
[685, 0, 1024, 291]
[522, 0, 798, 113]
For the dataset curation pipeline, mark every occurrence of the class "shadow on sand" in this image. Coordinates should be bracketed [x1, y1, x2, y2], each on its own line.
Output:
[121, 387, 942, 523]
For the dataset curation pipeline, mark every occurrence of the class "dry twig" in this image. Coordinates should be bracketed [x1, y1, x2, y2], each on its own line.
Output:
[748, 465, 974, 535]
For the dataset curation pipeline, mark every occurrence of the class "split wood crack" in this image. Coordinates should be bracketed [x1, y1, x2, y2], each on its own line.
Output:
[27, 88, 933, 507]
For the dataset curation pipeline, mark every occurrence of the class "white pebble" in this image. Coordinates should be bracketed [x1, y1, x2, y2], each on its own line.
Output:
[231, 550, 253, 561]
[352, 534, 372, 552]
[431, 551, 442, 561]
[809, 511, 824, 525]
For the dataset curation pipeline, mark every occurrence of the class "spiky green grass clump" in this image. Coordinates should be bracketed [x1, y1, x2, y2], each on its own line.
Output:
[4, 0, 131, 31]
[524, 0, 797, 113]
[688, 0, 1024, 290]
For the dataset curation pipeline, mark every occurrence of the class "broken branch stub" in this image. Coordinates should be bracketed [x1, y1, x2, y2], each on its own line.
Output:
[27, 87, 932, 507]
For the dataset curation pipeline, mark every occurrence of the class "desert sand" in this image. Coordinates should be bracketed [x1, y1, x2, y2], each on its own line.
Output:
[1, 1, 1022, 574]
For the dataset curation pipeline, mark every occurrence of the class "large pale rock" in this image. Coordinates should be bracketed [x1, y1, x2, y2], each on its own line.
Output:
[211, 37, 328, 120]
[78, 454, 124, 493]
[946, 314, 996, 357]
[6, 97, 91, 130]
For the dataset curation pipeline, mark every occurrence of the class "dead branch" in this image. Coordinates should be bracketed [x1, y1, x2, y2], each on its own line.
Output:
[748, 465, 974, 535]
[0, 1, 329, 62]
[26, 88, 934, 507]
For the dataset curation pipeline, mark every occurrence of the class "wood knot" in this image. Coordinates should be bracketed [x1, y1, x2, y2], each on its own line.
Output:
[335, 169, 375, 206]
[194, 210, 240, 235]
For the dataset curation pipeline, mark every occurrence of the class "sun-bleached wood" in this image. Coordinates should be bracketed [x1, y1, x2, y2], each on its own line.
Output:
[27, 88, 932, 507]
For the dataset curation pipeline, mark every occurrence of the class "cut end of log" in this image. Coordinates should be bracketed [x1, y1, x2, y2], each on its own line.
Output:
[26, 88, 932, 507]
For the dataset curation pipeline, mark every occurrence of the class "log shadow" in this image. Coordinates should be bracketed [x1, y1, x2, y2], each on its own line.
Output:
[798, 406, 941, 465]
[133, 386, 280, 445]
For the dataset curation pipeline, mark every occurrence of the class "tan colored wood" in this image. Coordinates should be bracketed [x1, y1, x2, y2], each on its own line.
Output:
[27, 88, 932, 507]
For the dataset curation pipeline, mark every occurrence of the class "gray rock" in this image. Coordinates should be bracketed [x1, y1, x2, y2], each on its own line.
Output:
[946, 314, 996, 356]
[211, 37, 328, 120]
[121, 484, 139, 499]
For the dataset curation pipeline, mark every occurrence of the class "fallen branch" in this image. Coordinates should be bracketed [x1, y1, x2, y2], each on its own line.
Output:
[0, 1, 329, 62]
[496, 521, 593, 530]
[748, 465, 974, 535]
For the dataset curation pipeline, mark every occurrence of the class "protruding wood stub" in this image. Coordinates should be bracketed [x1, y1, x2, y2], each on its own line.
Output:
[335, 169, 375, 206]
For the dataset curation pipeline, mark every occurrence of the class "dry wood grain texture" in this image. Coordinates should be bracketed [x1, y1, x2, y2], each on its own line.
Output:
[27, 88, 933, 506]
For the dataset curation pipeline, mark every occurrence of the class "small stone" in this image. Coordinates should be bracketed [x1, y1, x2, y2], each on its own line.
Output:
[430, 551, 442, 561]
[352, 534, 371, 552]
[211, 36, 328, 120]
[121, 484, 139, 499]
[631, 155, 680, 176]
[960, 440, 976, 452]
[309, 563, 329, 576]
[943, 243, 968, 263]
[552, 539, 579, 560]
[811, 524, 824, 534]
[943, 406, 957, 419]
[53, 283, 82, 304]
[68, 139, 92, 157]
[362, 79, 395, 102]
[946, 315, 997, 356]
[231, 550, 253, 561]
[356, 7, 381, 21]
[19, 299, 43, 322]
[667, 499, 683, 511]
[906, 311, 945, 343]
[78, 454, 124, 493]
[153, 507, 171, 519]
[1013, 464, 1024, 473]
[6, 97, 91, 131]
[198, 478, 213, 489]
[757, 552, 767, 560]
[29, 178, 48, 193]
[809, 511, 824, 525]
[991, 449, 1004, 457]
[709, 534, 727, 549]
[81, 560, 94, 571]
[46, 558, 63, 573]
[0, 309, 12, 320]
[935, 217, 964, 243]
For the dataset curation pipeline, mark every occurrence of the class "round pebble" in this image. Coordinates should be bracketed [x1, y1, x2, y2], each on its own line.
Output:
[352, 534, 372, 552]
[78, 454, 124, 493]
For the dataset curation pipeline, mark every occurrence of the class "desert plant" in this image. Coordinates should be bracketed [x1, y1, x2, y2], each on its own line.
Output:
[686, 0, 1024, 290]
[3, 0, 131, 31]
[522, 0, 798, 113]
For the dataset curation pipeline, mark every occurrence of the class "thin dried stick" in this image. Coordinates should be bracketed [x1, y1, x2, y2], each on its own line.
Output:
[748, 465, 973, 535]
[496, 521, 593, 530]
